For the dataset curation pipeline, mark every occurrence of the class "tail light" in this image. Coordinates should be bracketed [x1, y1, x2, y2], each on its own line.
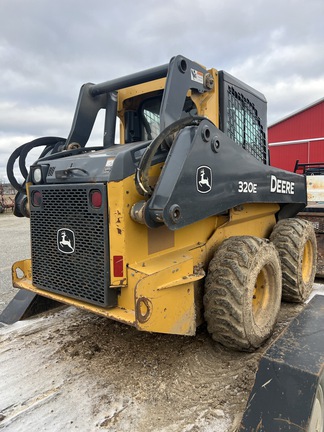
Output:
[32, 191, 43, 207]
[89, 189, 102, 208]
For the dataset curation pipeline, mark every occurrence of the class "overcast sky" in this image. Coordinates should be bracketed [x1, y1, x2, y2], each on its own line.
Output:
[1, 0, 324, 183]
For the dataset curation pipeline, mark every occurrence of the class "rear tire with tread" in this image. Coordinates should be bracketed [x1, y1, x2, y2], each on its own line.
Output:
[204, 236, 282, 352]
[270, 218, 317, 303]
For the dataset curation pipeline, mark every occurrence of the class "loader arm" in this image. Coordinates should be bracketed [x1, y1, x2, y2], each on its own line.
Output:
[134, 119, 306, 230]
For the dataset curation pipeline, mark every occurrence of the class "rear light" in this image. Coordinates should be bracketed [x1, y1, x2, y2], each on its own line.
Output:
[32, 191, 43, 207]
[113, 255, 124, 277]
[89, 189, 102, 208]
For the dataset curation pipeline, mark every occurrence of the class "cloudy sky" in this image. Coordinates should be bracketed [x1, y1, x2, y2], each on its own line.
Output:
[1, 0, 324, 183]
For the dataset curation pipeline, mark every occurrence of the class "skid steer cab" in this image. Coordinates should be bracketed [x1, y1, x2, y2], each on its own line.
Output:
[5, 55, 317, 352]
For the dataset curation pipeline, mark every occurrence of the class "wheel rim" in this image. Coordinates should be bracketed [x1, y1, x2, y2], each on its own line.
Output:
[302, 240, 314, 284]
[308, 384, 324, 432]
[252, 266, 271, 327]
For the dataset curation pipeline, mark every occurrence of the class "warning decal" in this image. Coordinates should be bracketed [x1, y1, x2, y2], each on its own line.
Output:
[191, 69, 204, 84]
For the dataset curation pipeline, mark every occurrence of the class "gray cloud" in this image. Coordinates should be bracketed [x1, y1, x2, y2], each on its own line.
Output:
[1, 0, 324, 181]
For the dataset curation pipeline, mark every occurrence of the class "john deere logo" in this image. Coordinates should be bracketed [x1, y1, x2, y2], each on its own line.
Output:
[57, 228, 75, 254]
[196, 166, 212, 194]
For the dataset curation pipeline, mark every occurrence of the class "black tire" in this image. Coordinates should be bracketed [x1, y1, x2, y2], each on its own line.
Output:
[203, 236, 282, 351]
[270, 218, 317, 303]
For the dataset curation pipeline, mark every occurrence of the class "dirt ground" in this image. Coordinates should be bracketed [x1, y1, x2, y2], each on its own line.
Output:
[0, 213, 321, 431]
[0, 305, 301, 432]
[0, 301, 307, 432]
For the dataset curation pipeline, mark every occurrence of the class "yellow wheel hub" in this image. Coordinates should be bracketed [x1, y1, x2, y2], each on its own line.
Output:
[302, 240, 314, 284]
[253, 267, 271, 326]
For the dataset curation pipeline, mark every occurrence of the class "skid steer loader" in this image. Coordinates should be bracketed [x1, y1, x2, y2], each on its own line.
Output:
[4, 55, 317, 355]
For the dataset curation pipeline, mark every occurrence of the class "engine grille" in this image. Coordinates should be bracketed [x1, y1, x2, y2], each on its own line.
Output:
[30, 183, 115, 307]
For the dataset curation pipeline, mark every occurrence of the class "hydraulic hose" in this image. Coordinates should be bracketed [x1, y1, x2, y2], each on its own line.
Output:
[135, 115, 206, 196]
[7, 136, 65, 194]
[18, 137, 65, 180]
[6, 143, 28, 194]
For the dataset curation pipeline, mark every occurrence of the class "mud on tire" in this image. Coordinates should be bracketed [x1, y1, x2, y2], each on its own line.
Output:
[203, 236, 282, 352]
[270, 218, 317, 303]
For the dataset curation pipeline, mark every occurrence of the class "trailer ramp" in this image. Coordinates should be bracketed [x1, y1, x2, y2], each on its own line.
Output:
[240, 295, 324, 431]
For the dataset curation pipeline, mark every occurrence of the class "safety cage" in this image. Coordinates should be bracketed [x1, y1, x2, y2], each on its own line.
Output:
[219, 71, 268, 164]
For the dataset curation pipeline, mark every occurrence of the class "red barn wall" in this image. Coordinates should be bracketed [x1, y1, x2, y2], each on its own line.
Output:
[268, 100, 324, 172]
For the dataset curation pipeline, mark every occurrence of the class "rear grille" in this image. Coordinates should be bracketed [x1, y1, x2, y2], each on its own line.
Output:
[29, 183, 116, 307]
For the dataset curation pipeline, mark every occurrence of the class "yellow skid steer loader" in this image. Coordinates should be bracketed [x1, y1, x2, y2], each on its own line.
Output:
[4, 54, 317, 350]
[3, 54, 323, 430]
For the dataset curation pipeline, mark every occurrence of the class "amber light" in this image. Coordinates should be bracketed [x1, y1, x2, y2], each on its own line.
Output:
[32, 191, 43, 207]
[90, 189, 102, 208]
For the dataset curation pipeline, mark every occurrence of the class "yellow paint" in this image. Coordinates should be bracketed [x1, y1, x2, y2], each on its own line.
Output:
[205, 203, 279, 262]
[12, 259, 32, 282]
[191, 68, 219, 126]
[107, 171, 216, 312]
[118, 78, 166, 110]
[130, 252, 200, 335]
[12, 259, 136, 326]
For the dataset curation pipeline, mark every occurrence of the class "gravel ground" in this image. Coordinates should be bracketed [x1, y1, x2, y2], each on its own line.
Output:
[0, 212, 30, 315]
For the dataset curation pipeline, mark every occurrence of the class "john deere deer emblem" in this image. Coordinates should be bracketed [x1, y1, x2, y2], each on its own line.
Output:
[57, 229, 75, 254]
[196, 166, 212, 194]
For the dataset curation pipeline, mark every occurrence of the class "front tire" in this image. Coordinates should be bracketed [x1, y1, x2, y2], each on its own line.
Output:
[270, 218, 317, 303]
[204, 236, 282, 351]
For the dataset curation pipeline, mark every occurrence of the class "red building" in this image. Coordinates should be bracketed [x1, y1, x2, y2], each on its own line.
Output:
[268, 98, 324, 172]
